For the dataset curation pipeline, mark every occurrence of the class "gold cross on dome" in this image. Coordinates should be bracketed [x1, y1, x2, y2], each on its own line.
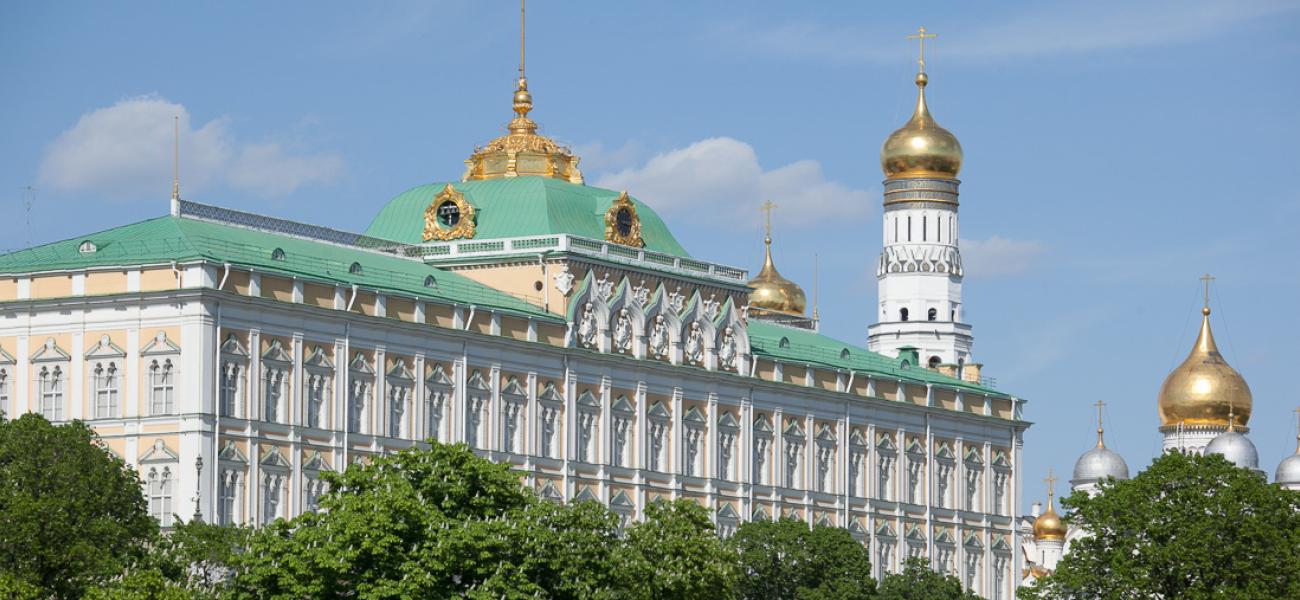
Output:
[1093, 400, 1107, 445]
[1200, 273, 1215, 310]
[907, 26, 938, 71]
[1044, 468, 1057, 500]
[760, 200, 777, 238]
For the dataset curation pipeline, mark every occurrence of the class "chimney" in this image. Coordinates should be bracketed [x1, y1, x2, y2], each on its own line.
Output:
[961, 363, 983, 384]
[936, 363, 959, 378]
[1031, 501, 1042, 518]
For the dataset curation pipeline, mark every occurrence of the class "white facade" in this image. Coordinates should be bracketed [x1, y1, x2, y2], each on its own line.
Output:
[869, 178, 974, 371]
[0, 255, 1026, 598]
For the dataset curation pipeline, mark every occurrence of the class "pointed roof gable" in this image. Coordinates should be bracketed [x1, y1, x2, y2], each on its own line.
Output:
[683, 406, 706, 425]
[500, 376, 526, 398]
[717, 411, 739, 430]
[303, 450, 333, 472]
[349, 352, 375, 374]
[573, 487, 599, 503]
[647, 401, 671, 420]
[538, 381, 564, 405]
[611, 395, 635, 415]
[140, 331, 181, 356]
[385, 358, 415, 380]
[30, 337, 70, 362]
[0, 345, 14, 365]
[261, 339, 292, 363]
[717, 504, 740, 520]
[304, 346, 334, 370]
[753, 414, 774, 434]
[84, 334, 126, 359]
[220, 333, 249, 357]
[576, 390, 601, 409]
[218, 441, 248, 464]
[609, 490, 635, 508]
[139, 439, 179, 464]
[260, 446, 291, 469]
[466, 370, 490, 391]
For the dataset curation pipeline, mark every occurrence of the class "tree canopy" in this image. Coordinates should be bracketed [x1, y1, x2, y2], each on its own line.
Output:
[729, 518, 874, 600]
[0, 414, 157, 599]
[874, 558, 981, 600]
[1025, 451, 1300, 600]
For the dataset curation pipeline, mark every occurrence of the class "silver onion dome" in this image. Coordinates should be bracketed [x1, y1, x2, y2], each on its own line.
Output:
[1072, 445, 1130, 485]
[1276, 453, 1300, 486]
[1205, 430, 1260, 471]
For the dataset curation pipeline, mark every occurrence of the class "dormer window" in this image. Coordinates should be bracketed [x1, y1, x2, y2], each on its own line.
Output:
[423, 275, 437, 288]
[349, 262, 363, 275]
[779, 337, 790, 349]
[271, 248, 285, 261]
[78, 240, 97, 254]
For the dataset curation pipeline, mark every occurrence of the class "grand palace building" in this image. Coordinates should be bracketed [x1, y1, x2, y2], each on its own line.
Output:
[0, 21, 1030, 599]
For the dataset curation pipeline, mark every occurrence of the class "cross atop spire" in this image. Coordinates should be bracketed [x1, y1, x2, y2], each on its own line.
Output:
[760, 200, 777, 243]
[1044, 468, 1058, 501]
[519, 0, 526, 80]
[1294, 406, 1300, 452]
[907, 26, 938, 72]
[1200, 273, 1215, 314]
[1094, 400, 1107, 448]
[171, 115, 180, 202]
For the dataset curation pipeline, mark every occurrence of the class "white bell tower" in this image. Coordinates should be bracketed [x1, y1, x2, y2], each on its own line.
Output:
[867, 28, 975, 374]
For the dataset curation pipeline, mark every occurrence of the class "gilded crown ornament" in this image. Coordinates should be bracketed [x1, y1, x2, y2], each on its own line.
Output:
[423, 184, 477, 241]
[461, 0, 583, 183]
[604, 191, 644, 247]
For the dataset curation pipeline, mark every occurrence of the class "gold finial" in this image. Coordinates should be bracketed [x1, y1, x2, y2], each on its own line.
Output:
[1094, 400, 1107, 448]
[760, 200, 777, 244]
[509, 0, 534, 128]
[1045, 468, 1058, 503]
[813, 253, 820, 322]
[1200, 273, 1215, 315]
[1226, 403, 1236, 433]
[907, 26, 938, 73]
[171, 115, 180, 201]
[519, 0, 526, 80]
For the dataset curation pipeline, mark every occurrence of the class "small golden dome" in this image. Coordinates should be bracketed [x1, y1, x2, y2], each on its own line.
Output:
[1033, 501, 1067, 541]
[1158, 306, 1252, 428]
[880, 72, 963, 180]
[748, 236, 806, 317]
[463, 77, 584, 184]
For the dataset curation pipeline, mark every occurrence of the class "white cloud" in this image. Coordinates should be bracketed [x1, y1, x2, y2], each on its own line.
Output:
[593, 137, 872, 227]
[960, 235, 1046, 278]
[228, 143, 344, 198]
[711, 0, 1298, 65]
[38, 95, 343, 200]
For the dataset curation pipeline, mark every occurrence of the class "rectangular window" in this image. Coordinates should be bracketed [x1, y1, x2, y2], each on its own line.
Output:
[39, 365, 64, 421]
[348, 380, 368, 434]
[0, 368, 10, 412]
[93, 362, 119, 419]
[218, 470, 239, 526]
[150, 359, 176, 415]
[262, 474, 283, 524]
[149, 466, 174, 527]
[263, 369, 284, 423]
[220, 362, 241, 417]
[388, 385, 408, 438]
[425, 388, 448, 443]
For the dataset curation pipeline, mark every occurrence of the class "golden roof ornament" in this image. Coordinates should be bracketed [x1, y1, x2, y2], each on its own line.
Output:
[604, 191, 644, 247]
[1157, 274, 1252, 429]
[747, 201, 807, 317]
[880, 27, 963, 180]
[462, 0, 583, 184]
[1032, 469, 1068, 541]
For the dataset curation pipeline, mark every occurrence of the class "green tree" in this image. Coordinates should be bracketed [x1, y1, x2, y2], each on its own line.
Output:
[1024, 451, 1300, 600]
[0, 414, 156, 599]
[89, 521, 251, 599]
[875, 558, 980, 600]
[617, 498, 739, 600]
[729, 518, 874, 600]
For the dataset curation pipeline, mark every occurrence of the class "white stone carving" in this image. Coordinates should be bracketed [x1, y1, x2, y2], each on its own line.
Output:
[649, 315, 670, 359]
[667, 286, 685, 314]
[684, 321, 704, 365]
[612, 308, 632, 353]
[554, 265, 575, 296]
[718, 325, 738, 371]
[577, 302, 598, 348]
[702, 293, 720, 320]
[594, 272, 615, 303]
[631, 280, 650, 307]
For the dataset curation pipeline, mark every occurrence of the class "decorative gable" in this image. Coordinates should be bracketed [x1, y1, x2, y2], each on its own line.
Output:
[218, 441, 248, 464]
[991, 535, 1013, 552]
[717, 411, 739, 431]
[934, 528, 956, 546]
[934, 442, 956, 461]
[576, 390, 601, 410]
[466, 370, 490, 392]
[261, 339, 292, 364]
[610, 490, 635, 509]
[815, 424, 837, 444]
[816, 514, 834, 527]
[385, 358, 414, 381]
[849, 428, 868, 447]
[538, 481, 564, 503]
[220, 333, 249, 357]
[751, 505, 770, 521]
[905, 524, 927, 544]
[348, 352, 375, 374]
[963, 532, 985, 549]
[683, 406, 706, 425]
[260, 447, 291, 470]
[30, 337, 70, 363]
[139, 439, 179, 464]
[538, 382, 564, 406]
[426, 363, 453, 387]
[849, 519, 867, 535]
[963, 446, 983, 465]
[905, 437, 926, 457]
[753, 414, 774, 435]
[876, 433, 898, 452]
[611, 395, 635, 415]
[500, 376, 526, 398]
[782, 420, 805, 439]
[84, 335, 126, 359]
[717, 504, 740, 520]
[303, 450, 333, 472]
[875, 522, 897, 538]
[0, 345, 14, 365]
[140, 331, 181, 356]
[301, 346, 333, 370]
[647, 401, 671, 421]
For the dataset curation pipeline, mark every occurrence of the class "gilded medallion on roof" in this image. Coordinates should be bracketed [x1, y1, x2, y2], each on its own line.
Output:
[423, 184, 477, 241]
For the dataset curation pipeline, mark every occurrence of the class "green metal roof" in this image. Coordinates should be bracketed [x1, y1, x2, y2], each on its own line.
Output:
[746, 320, 1004, 395]
[0, 216, 557, 320]
[364, 177, 691, 257]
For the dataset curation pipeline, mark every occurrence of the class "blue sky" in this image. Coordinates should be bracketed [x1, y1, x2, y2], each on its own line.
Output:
[2, 0, 1299, 511]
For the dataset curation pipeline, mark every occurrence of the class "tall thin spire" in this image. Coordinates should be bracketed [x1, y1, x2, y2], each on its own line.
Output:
[813, 253, 820, 322]
[1045, 468, 1057, 505]
[519, 0, 526, 80]
[1094, 400, 1107, 448]
[171, 115, 180, 201]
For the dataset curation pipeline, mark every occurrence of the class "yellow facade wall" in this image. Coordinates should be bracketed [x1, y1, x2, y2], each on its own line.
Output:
[0, 278, 16, 301]
[262, 275, 294, 303]
[85, 271, 128, 296]
[427, 302, 456, 329]
[140, 267, 177, 292]
[302, 282, 334, 309]
[226, 270, 252, 295]
[500, 316, 529, 341]
[453, 264, 549, 312]
[388, 297, 416, 323]
[31, 274, 73, 299]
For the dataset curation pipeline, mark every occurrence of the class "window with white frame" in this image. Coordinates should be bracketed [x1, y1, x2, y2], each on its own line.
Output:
[993, 471, 1009, 516]
[907, 459, 924, 504]
[784, 441, 803, 489]
[500, 378, 526, 454]
[218, 469, 243, 525]
[92, 362, 120, 419]
[219, 334, 249, 418]
[349, 379, 370, 434]
[648, 420, 669, 472]
[38, 365, 65, 421]
[306, 372, 331, 429]
[752, 416, 773, 485]
[716, 414, 738, 481]
[964, 552, 982, 593]
[465, 371, 489, 449]
[261, 472, 286, 524]
[936, 462, 954, 508]
[150, 359, 176, 415]
[850, 449, 865, 497]
[386, 359, 414, 439]
[816, 444, 835, 492]
[0, 368, 9, 411]
[878, 454, 896, 501]
[303, 473, 328, 512]
[611, 396, 635, 468]
[148, 466, 174, 527]
[966, 467, 982, 512]
[261, 363, 286, 423]
[425, 365, 452, 443]
[575, 392, 600, 463]
[539, 405, 561, 458]
[876, 539, 896, 578]
[683, 425, 704, 476]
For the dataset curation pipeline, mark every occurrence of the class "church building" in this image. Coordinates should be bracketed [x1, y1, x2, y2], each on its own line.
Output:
[0, 17, 1030, 599]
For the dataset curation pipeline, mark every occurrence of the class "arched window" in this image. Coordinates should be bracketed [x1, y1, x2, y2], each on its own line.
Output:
[423, 275, 437, 288]
[899, 308, 909, 322]
[928, 308, 937, 321]
[349, 262, 363, 275]
[928, 356, 942, 369]
[78, 240, 97, 254]
[271, 248, 285, 261]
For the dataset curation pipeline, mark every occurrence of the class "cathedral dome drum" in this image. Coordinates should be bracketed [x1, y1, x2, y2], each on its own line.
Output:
[1032, 503, 1067, 542]
[880, 72, 963, 180]
[1157, 307, 1252, 429]
[1204, 429, 1260, 471]
[1072, 445, 1129, 485]
[1276, 452, 1300, 487]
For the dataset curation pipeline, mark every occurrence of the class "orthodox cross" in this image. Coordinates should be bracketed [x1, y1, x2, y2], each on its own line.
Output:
[907, 26, 938, 71]
[519, 0, 526, 79]
[1200, 273, 1215, 310]
[1044, 468, 1057, 502]
[1294, 406, 1300, 451]
[760, 200, 777, 240]
[171, 115, 180, 201]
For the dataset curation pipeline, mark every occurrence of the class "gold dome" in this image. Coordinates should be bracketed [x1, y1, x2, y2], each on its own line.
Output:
[748, 236, 806, 317]
[462, 76, 584, 184]
[1158, 306, 1252, 428]
[880, 72, 963, 180]
[1033, 500, 1067, 541]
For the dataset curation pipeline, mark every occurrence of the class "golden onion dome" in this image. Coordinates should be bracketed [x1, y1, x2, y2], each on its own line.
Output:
[1158, 306, 1252, 428]
[748, 235, 806, 317]
[1032, 500, 1067, 542]
[880, 72, 963, 180]
[462, 77, 584, 184]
